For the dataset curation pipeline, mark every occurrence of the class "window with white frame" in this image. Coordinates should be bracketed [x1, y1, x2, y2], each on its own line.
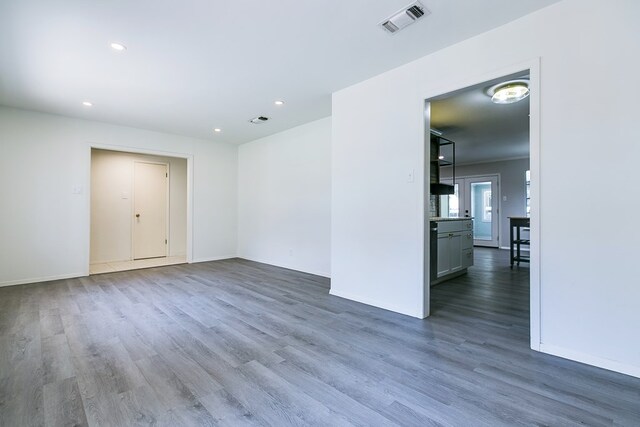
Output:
[525, 170, 531, 217]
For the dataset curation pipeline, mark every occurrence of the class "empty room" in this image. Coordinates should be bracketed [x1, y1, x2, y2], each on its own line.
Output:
[1, 0, 639, 426]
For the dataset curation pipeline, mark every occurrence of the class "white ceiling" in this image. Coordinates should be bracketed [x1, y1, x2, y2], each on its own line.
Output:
[431, 72, 530, 164]
[0, 0, 559, 145]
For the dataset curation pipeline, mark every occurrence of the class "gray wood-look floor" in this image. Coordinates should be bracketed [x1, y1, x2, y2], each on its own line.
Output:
[1, 249, 639, 426]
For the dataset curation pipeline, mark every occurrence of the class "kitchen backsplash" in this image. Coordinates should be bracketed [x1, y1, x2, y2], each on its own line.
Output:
[429, 195, 439, 218]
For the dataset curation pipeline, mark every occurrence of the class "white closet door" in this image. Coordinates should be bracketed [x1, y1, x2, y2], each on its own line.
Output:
[133, 162, 168, 259]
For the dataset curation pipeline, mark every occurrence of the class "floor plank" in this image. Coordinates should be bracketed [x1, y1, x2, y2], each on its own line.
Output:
[1, 249, 639, 426]
[43, 376, 88, 427]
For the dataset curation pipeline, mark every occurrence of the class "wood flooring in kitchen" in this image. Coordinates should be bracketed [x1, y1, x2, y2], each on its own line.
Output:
[1, 248, 639, 426]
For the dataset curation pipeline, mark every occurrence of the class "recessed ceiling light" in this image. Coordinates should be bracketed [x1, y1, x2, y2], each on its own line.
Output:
[110, 42, 127, 51]
[82, 101, 93, 107]
[274, 100, 285, 106]
[487, 80, 530, 104]
[438, 155, 444, 160]
[213, 128, 222, 133]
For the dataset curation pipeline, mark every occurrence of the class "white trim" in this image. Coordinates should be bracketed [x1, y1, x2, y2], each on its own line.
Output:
[89, 143, 190, 159]
[422, 57, 542, 352]
[421, 99, 430, 318]
[0, 272, 87, 288]
[528, 58, 541, 351]
[190, 255, 237, 263]
[186, 155, 194, 263]
[330, 289, 422, 318]
[540, 343, 640, 379]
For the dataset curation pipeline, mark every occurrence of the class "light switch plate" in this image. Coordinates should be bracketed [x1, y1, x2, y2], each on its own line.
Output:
[407, 169, 415, 183]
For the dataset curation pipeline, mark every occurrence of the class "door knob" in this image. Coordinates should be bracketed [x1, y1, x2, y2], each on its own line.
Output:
[135, 214, 140, 218]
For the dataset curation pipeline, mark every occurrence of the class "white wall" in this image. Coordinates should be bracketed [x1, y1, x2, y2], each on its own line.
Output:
[238, 117, 331, 277]
[169, 155, 188, 256]
[331, 0, 640, 377]
[0, 106, 237, 286]
[332, 63, 424, 317]
[91, 149, 187, 263]
[441, 158, 530, 249]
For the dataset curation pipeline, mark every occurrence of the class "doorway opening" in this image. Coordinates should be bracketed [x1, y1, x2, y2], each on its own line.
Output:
[425, 68, 536, 348]
[89, 148, 188, 274]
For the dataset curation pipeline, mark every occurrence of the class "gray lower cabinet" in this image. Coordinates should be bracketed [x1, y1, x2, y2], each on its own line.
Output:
[435, 220, 473, 280]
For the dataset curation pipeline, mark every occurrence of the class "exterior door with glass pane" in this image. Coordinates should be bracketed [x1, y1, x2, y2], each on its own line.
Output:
[465, 176, 499, 247]
[440, 181, 460, 218]
[441, 175, 499, 247]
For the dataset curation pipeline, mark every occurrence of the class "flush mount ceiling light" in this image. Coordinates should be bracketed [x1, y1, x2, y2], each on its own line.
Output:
[487, 80, 530, 104]
[110, 42, 127, 51]
[213, 128, 221, 133]
[274, 100, 285, 106]
[82, 101, 93, 107]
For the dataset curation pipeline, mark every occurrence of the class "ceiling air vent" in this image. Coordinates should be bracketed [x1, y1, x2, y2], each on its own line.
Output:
[407, 5, 425, 19]
[379, 1, 430, 34]
[249, 116, 269, 124]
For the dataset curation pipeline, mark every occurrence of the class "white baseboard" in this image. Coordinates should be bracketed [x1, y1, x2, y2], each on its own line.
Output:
[539, 343, 640, 379]
[238, 256, 330, 278]
[92, 254, 188, 264]
[0, 272, 87, 288]
[329, 288, 421, 318]
[190, 255, 238, 263]
[90, 257, 131, 264]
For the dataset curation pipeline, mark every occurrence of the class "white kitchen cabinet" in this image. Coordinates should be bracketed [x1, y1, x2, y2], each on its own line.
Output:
[433, 219, 474, 282]
[462, 248, 474, 269]
[437, 232, 461, 277]
[461, 227, 473, 269]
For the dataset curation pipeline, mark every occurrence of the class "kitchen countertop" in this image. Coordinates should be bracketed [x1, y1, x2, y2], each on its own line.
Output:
[430, 217, 473, 221]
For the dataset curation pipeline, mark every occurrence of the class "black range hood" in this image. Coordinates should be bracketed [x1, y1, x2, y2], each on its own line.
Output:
[431, 182, 455, 195]
[430, 132, 456, 196]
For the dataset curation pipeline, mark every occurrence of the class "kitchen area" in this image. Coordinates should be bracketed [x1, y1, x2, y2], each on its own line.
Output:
[429, 131, 475, 285]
